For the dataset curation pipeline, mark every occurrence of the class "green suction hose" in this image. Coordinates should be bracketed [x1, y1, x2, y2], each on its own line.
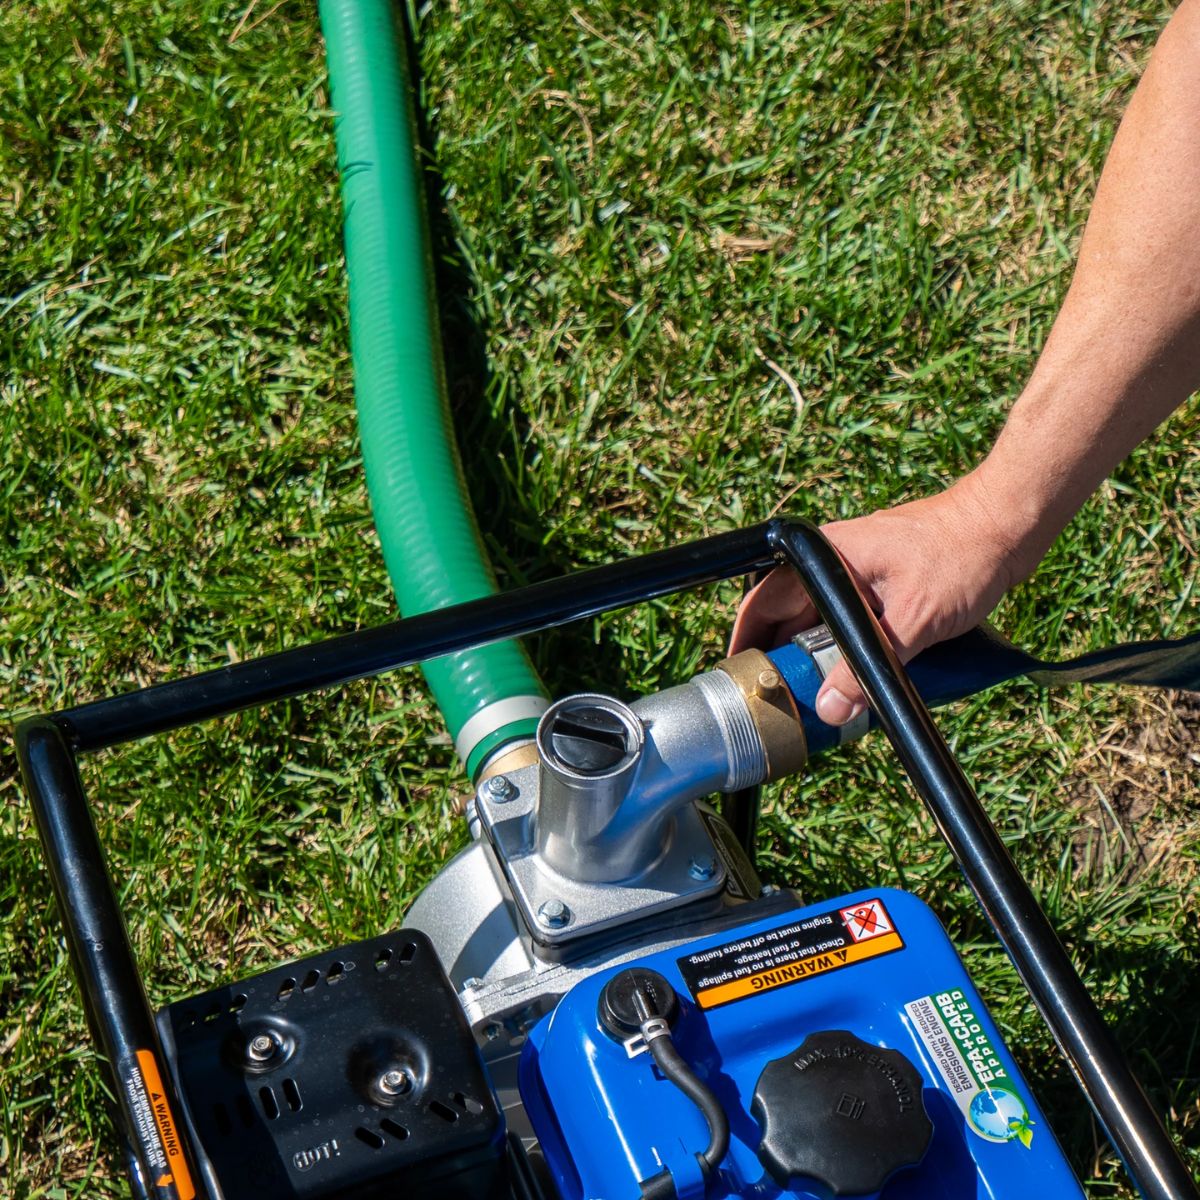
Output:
[319, 0, 546, 779]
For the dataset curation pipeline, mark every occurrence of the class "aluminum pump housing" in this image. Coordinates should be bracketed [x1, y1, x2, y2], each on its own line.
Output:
[403, 649, 811, 1096]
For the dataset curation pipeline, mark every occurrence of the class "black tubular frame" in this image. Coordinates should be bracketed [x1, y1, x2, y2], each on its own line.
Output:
[15, 518, 1197, 1200]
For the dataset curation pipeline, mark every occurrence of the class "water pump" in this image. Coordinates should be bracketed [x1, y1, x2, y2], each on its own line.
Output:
[142, 630, 1088, 1199]
[16, 520, 1200, 1200]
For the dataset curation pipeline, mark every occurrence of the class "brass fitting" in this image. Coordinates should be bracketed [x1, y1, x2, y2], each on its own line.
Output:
[716, 649, 807, 780]
[478, 740, 539, 783]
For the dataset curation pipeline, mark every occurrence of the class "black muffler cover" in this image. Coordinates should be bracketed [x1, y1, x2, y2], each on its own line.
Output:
[155, 929, 506, 1199]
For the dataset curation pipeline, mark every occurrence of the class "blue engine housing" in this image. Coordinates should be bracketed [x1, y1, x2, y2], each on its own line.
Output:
[520, 888, 1084, 1199]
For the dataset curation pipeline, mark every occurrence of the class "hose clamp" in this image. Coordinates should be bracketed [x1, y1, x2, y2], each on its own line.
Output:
[640, 1017, 671, 1044]
[455, 695, 550, 765]
[793, 626, 870, 743]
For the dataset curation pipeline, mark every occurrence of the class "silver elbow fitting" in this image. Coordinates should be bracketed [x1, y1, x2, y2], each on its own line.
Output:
[535, 694, 646, 880]
[629, 670, 766, 803]
[530, 651, 805, 884]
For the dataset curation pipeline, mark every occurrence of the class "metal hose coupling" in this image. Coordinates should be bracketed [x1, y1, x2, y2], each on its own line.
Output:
[712, 649, 808, 781]
[531, 653, 807, 884]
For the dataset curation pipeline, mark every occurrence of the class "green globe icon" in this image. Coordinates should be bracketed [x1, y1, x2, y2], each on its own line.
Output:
[969, 1088, 1034, 1146]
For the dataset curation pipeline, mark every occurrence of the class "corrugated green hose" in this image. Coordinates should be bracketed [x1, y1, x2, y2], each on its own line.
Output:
[319, 0, 546, 779]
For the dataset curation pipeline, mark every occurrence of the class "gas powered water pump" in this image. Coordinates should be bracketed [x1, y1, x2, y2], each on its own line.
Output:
[17, 520, 1200, 1200]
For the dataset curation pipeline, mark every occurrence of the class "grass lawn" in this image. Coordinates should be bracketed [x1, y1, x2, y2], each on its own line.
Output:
[2, 0, 1198, 1195]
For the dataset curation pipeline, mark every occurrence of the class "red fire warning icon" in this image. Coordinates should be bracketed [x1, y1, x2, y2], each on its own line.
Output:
[839, 898, 894, 943]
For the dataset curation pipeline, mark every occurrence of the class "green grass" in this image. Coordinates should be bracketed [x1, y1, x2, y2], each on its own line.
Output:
[2, 0, 1197, 1195]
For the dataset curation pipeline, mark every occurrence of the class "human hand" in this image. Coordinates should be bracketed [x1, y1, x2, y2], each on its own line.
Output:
[730, 475, 1028, 725]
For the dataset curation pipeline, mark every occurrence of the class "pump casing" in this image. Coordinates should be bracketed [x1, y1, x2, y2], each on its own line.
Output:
[520, 888, 1084, 1200]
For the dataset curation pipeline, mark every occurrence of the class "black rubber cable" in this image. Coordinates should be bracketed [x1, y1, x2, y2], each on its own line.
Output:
[633, 991, 731, 1178]
[644, 1030, 731, 1175]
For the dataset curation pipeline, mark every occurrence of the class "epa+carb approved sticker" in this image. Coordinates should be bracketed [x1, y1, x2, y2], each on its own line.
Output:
[905, 989, 1035, 1148]
[676, 897, 904, 1010]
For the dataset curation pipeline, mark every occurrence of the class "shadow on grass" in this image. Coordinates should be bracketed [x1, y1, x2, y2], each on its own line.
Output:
[983, 916, 1200, 1190]
[1050, 936, 1200, 1183]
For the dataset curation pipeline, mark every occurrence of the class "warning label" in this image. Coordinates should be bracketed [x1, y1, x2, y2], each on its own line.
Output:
[839, 898, 894, 942]
[676, 899, 904, 1010]
[121, 1050, 196, 1199]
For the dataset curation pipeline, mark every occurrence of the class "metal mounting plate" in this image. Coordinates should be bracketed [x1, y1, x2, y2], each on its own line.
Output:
[475, 764, 726, 947]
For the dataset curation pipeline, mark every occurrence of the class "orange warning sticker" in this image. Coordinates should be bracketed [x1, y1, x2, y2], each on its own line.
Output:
[676, 898, 905, 1010]
[694, 932, 903, 1007]
[135, 1050, 196, 1200]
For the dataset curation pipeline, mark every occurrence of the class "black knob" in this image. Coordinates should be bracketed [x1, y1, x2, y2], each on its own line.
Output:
[598, 968, 679, 1039]
[751, 1030, 932, 1197]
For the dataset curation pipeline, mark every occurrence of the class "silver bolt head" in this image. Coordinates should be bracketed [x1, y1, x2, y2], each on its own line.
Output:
[537, 898, 570, 928]
[247, 1032, 278, 1062]
[483, 774, 517, 802]
[688, 855, 717, 881]
[378, 1068, 412, 1096]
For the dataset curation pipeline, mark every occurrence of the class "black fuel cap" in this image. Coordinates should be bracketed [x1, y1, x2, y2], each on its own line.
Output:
[598, 968, 679, 1039]
[751, 1030, 932, 1197]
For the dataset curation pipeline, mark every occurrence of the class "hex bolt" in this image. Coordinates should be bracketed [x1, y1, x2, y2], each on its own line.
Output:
[246, 1031, 280, 1064]
[483, 774, 518, 803]
[688, 855, 717, 881]
[537, 898, 571, 928]
[461, 976, 483, 992]
[378, 1068, 413, 1097]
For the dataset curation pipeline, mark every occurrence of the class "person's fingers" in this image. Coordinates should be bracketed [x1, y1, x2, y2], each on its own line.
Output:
[729, 567, 817, 653]
[813, 610, 927, 725]
[727, 589, 765, 654]
[814, 658, 867, 725]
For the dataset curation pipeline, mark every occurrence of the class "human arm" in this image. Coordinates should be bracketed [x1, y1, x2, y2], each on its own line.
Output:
[731, 0, 1200, 723]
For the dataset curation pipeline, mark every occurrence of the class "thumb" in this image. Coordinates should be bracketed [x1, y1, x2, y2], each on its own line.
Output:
[814, 659, 867, 727]
[813, 609, 932, 726]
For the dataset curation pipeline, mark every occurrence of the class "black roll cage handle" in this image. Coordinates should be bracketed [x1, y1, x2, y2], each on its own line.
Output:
[15, 518, 1198, 1200]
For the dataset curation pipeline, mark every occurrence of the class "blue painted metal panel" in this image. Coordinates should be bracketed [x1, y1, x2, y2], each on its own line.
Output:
[521, 889, 1084, 1199]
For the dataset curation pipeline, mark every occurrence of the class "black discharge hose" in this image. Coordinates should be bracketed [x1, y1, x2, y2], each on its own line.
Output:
[634, 990, 730, 1198]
